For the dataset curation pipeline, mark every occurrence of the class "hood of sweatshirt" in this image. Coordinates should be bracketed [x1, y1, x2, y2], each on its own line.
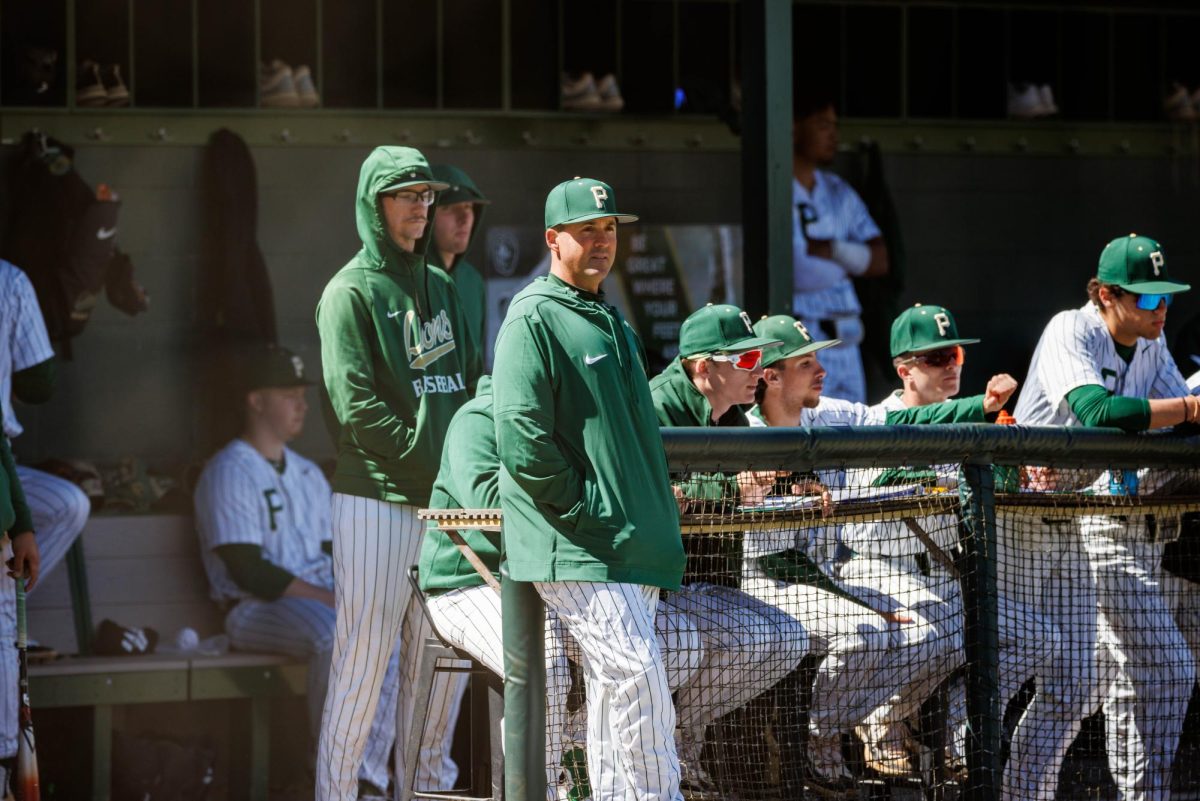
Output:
[427, 164, 489, 271]
[355, 146, 442, 268]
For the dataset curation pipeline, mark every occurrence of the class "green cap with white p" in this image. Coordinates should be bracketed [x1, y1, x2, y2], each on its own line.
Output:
[544, 177, 639, 228]
[1097, 234, 1190, 295]
[889, 303, 979, 358]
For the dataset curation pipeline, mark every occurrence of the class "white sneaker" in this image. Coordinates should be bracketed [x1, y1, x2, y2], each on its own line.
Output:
[1007, 83, 1046, 119]
[261, 59, 299, 107]
[76, 60, 108, 107]
[561, 72, 602, 111]
[293, 65, 319, 107]
[103, 64, 130, 107]
[1189, 87, 1200, 119]
[595, 73, 624, 112]
[1038, 84, 1059, 116]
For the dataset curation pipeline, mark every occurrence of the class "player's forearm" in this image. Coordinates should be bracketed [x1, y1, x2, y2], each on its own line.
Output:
[495, 414, 582, 514]
[1066, 385, 1151, 431]
[1148, 396, 1200, 429]
[215, 544, 297, 602]
[885, 396, 988, 426]
[282, 577, 335, 607]
[0, 437, 33, 535]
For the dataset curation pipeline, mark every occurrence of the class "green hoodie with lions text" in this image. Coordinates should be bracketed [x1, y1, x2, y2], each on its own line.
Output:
[317, 147, 483, 506]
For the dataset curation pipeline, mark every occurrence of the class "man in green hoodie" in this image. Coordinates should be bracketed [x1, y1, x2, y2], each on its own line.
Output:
[428, 164, 489, 356]
[492, 178, 687, 801]
[315, 146, 482, 801]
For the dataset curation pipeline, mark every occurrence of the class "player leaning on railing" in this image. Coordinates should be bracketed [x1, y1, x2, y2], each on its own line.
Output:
[743, 309, 1027, 781]
[1004, 234, 1200, 801]
[834, 305, 1058, 779]
[647, 303, 810, 794]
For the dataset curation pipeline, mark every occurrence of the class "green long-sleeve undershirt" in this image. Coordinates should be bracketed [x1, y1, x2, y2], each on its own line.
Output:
[215, 541, 333, 601]
[1066, 384, 1151, 432]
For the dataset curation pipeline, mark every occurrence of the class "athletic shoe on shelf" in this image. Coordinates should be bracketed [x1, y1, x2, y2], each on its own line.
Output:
[1163, 84, 1193, 120]
[261, 59, 300, 108]
[1007, 83, 1049, 119]
[76, 60, 108, 107]
[294, 64, 319, 107]
[1037, 84, 1059, 116]
[1190, 87, 1200, 118]
[561, 71, 603, 111]
[855, 718, 914, 777]
[103, 64, 130, 107]
[595, 73, 625, 112]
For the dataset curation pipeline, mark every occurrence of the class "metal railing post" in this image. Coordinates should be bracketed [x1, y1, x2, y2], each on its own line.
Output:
[501, 562, 546, 801]
[959, 460, 1002, 801]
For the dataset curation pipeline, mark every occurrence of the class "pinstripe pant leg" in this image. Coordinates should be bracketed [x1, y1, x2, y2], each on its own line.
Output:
[427, 585, 572, 799]
[535, 581, 681, 801]
[15, 465, 90, 584]
[317, 496, 422, 801]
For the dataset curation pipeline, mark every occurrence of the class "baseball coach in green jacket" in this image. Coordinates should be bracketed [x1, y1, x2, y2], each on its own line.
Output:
[492, 178, 686, 801]
[315, 146, 482, 801]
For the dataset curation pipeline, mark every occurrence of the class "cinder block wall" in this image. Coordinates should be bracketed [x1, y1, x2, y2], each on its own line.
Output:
[2, 142, 1199, 468]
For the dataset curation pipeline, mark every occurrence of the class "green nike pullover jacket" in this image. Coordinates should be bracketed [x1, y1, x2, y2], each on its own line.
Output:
[317, 147, 483, 506]
[492, 274, 685, 590]
[419, 376, 502, 593]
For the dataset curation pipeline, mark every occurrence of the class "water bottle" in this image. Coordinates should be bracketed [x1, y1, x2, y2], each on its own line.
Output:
[1109, 468, 1139, 496]
[993, 410, 1021, 493]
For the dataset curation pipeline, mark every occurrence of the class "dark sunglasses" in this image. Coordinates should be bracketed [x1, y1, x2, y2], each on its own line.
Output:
[902, 345, 964, 369]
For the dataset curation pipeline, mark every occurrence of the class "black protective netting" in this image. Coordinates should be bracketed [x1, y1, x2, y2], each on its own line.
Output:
[419, 435, 1200, 801]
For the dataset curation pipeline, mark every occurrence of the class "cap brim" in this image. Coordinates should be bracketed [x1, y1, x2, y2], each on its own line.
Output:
[250, 378, 315, 391]
[380, 179, 452, 193]
[438, 189, 491, 206]
[1117, 280, 1191, 294]
[905, 337, 980, 355]
[762, 339, 840, 367]
[726, 335, 783, 352]
[550, 211, 639, 227]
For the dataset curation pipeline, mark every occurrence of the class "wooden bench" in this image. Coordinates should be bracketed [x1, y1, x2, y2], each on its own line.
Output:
[27, 514, 307, 801]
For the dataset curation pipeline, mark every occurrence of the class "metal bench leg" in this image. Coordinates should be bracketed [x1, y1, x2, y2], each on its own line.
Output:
[91, 704, 111, 801]
[251, 695, 270, 801]
[404, 638, 445, 801]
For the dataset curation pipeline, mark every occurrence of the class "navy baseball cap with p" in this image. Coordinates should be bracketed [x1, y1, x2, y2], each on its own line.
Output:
[241, 344, 314, 393]
[1098, 234, 1190, 296]
[679, 304, 781, 359]
[890, 303, 979, 358]
[545, 177, 638, 228]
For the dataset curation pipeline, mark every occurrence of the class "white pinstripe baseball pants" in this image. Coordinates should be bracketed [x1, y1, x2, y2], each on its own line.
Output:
[0, 466, 90, 756]
[225, 596, 400, 791]
[534, 581, 682, 801]
[1000, 515, 1192, 801]
[317, 495, 423, 801]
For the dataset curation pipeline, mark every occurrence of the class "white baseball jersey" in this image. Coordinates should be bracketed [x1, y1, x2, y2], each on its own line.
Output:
[194, 439, 334, 602]
[1014, 302, 1189, 427]
[0, 260, 55, 439]
[791, 172, 880, 315]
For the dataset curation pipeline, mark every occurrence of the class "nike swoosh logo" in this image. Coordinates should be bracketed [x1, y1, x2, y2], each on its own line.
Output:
[584, 354, 607, 366]
[387, 310, 402, 319]
[96, 227, 117, 240]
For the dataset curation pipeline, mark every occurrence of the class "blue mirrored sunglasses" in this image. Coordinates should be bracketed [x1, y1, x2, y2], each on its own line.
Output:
[1134, 293, 1173, 311]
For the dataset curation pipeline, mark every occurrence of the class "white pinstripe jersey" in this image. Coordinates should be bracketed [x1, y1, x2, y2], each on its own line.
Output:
[1014, 302, 1190, 427]
[0, 260, 55, 439]
[792, 172, 881, 319]
[194, 439, 334, 602]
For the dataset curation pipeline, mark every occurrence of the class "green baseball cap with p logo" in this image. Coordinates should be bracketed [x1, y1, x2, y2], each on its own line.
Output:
[889, 304, 980, 358]
[1097, 234, 1191, 295]
[544, 177, 639, 228]
[678, 304, 782, 359]
[753, 315, 840, 367]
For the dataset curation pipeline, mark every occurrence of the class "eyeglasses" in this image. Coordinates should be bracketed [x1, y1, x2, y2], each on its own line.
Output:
[386, 188, 437, 206]
[710, 349, 763, 371]
[902, 345, 964, 369]
[1133, 292, 1173, 311]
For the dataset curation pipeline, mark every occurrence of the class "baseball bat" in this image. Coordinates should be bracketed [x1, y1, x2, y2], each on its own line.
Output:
[14, 577, 38, 801]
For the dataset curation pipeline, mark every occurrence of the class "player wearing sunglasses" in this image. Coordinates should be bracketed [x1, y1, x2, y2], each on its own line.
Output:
[1004, 235, 1198, 801]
